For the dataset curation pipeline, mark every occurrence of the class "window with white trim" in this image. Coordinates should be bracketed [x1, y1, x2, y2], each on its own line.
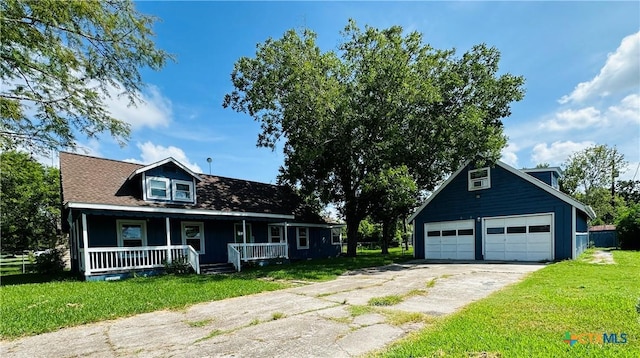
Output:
[117, 220, 147, 247]
[468, 167, 491, 191]
[172, 180, 194, 202]
[147, 177, 170, 200]
[182, 222, 205, 254]
[269, 226, 284, 243]
[297, 227, 309, 249]
[331, 228, 342, 245]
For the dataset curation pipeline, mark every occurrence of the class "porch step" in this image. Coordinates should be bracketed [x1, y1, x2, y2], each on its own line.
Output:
[200, 263, 237, 274]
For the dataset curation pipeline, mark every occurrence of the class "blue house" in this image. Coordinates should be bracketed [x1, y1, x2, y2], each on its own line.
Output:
[408, 161, 595, 262]
[60, 152, 342, 280]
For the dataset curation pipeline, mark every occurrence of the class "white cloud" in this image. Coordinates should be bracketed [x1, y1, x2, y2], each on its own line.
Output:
[607, 93, 640, 124]
[102, 83, 172, 130]
[531, 140, 595, 166]
[124, 141, 203, 173]
[559, 31, 640, 104]
[539, 107, 605, 131]
[501, 143, 519, 167]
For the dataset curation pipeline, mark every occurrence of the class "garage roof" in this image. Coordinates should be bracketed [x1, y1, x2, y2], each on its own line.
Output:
[408, 160, 596, 222]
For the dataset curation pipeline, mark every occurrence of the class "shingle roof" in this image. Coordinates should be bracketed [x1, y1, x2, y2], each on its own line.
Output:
[59, 152, 325, 223]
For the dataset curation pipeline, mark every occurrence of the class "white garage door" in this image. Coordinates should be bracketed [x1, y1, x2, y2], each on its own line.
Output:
[424, 220, 475, 260]
[483, 214, 553, 261]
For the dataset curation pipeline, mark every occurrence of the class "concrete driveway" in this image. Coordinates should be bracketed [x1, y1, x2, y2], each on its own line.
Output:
[1, 261, 544, 358]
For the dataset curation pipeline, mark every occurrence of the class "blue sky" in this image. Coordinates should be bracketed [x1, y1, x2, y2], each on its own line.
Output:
[67, 1, 639, 184]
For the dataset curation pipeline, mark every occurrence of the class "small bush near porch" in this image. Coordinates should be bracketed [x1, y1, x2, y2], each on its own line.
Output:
[0, 247, 413, 339]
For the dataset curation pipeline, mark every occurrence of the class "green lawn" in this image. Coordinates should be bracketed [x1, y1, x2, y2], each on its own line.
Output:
[374, 249, 640, 357]
[239, 246, 414, 281]
[0, 247, 413, 339]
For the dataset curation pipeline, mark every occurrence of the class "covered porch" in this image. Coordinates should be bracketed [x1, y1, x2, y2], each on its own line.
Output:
[70, 212, 293, 277]
[226, 220, 290, 271]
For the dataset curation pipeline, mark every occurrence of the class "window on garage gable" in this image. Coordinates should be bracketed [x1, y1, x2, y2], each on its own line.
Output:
[468, 167, 491, 191]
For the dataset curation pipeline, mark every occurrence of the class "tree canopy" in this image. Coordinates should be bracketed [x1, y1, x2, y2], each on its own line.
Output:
[0, 151, 60, 253]
[224, 20, 525, 256]
[561, 144, 628, 224]
[0, 0, 171, 152]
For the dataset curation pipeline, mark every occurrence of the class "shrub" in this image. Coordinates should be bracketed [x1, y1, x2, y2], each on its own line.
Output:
[34, 248, 65, 274]
[616, 204, 640, 250]
[164, 256, 194, 275]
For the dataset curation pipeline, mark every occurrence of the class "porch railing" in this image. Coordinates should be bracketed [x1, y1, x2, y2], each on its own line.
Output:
[79, 245, 199, 276]
[227, 244, 241, 272]
[226, 243, 288, 272]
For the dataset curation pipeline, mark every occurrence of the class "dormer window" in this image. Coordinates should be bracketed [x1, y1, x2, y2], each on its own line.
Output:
[147, 177, 170, 200]
[173, 180, 194, 202]
[468, 167, 490, 191]
[145, 176, 195, 203]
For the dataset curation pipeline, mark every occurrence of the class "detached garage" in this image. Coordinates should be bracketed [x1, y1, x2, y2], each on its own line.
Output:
[410, 161, 595, 262]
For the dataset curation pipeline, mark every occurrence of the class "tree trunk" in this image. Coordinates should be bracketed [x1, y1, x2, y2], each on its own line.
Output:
[403, 219, 409, 250]
[344, 198, 365, 257]
[345, 218, 360, 257]
[381, 219, 390, 255]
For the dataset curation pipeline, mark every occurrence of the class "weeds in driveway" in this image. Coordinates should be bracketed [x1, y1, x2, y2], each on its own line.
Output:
[271, 312, 285, 320]
[185, 319, 213, 328]
[368, 295, 403, 306]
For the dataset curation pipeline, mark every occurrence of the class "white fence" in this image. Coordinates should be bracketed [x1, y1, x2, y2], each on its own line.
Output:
[79, 245, 200, 276]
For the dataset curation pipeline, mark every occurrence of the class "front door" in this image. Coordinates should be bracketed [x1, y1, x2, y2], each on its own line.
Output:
[234, 223, 253, 243]
[181, 222, 205, 254]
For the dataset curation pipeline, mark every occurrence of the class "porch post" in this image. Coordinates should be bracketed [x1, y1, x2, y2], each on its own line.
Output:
[81, 213, 90, 277]
[242, 219, 247, 260]
[166, 217, 172, 263]
[284, 222, 289, 259]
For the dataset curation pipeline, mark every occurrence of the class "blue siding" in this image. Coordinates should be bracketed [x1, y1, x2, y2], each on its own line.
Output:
[145, 164, 194, 181]
[576, 212, 589, 232]
[288, 227, 341, 260]
[413, 164, 577, 261]
[526, 171, 553, 186]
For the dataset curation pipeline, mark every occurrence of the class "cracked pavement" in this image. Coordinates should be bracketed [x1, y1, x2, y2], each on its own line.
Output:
[1, 261, 544, 357]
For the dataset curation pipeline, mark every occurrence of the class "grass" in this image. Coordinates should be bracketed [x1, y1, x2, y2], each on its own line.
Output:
[373, 250, 640, 357]
[0, 247, 412, 339]
[239, 247, 414, 282]
[0, 274, 284, 339]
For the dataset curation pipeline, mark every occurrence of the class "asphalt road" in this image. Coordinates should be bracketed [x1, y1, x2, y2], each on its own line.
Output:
[1, 261, 544, 357]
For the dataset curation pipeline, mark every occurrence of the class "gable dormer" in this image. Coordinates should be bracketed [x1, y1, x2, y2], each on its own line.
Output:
[522, 167, 561, 190]
[128, 158, 203, 204]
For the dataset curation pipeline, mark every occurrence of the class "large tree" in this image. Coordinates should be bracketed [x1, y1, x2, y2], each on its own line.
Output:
[224, 21, 525, 256]
[561, 144, 627, 196]
[561, 144, 627, 224]
[0, 151, 60, 253]
[0, 0, 170, 152]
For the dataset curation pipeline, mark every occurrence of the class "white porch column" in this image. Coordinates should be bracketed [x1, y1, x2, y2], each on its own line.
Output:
[166, 217, 172, 263]
[284, 222, 289, 259]
[81, 213, 90, 276]
[242, 219, 247, 260]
